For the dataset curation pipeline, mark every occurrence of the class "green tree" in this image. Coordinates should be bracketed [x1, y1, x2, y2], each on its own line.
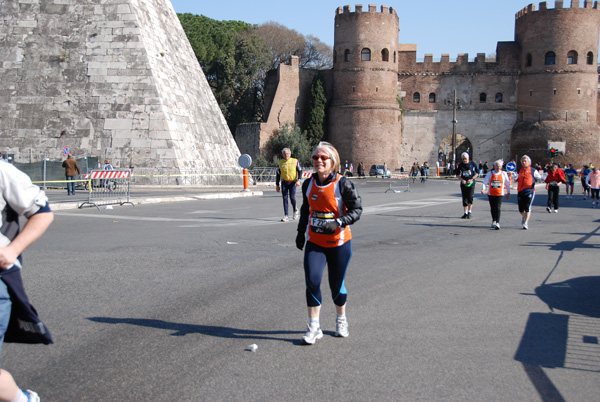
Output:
[177, 14, 270, 133]
[305, 73, 327, 147]
[264, 123, 313, 167]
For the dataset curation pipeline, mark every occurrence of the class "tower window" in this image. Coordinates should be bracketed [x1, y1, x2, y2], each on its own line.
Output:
[545, 51, 556, 65]
[381, 48, 389, 62]
[553, 88, 557, 95]
[394, 51, 396, 63]
[529, 90, 533, 96]
[587, 51, 594, 65]
[479, 93, 487, 103]
[413, 92, 420, 103]
[333, 51, 337, 64]
[344, 49, 351, 62]
[526, 53, 532, 67]
[495, 93, 503, 103]
[361, 48, 371, 61]
[567, 50, 578, 65]
[429, 93, 436, 103]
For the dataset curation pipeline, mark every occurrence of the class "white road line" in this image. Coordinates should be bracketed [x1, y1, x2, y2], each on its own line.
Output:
[55, 196, 460, 226]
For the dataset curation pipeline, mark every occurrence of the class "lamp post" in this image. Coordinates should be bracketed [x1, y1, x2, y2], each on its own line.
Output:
[447, 89, 461, 169]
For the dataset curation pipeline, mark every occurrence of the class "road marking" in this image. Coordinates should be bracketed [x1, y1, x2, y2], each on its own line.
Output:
[55, 196, 460, 227]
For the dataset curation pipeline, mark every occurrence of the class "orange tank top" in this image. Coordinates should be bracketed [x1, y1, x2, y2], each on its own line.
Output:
[518, 167, 534, 192]
[306, 174, 352, 248]
[489, 171, 506, 196]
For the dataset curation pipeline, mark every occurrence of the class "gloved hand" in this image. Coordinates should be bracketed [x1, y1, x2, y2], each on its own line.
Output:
[296, 232, 305, 250]
[322, 220, 339, 234]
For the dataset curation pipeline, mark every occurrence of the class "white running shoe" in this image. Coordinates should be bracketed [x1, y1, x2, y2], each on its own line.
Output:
[495, 222, 501, 230]
[293, 209, 299, 220]
[302, 323, 323, 345]
[335, 317, 349, 338]
[281, 216, 289, 222]
[554, 209, 558, 213]
[523, 222, 528, 230]
[491, 221, 496, 229]
[24, 390, 40, 402]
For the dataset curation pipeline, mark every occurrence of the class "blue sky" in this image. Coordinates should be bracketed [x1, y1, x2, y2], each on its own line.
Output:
[170, 0, 550, 60]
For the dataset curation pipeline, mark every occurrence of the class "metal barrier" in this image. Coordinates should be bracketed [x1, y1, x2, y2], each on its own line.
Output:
[385, 173, 411, 193]
[78, 170, 134, 209]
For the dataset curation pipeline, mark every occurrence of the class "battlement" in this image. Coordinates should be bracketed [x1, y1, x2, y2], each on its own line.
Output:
[336, 4, 396, 16]
[516, 1, 599, 20]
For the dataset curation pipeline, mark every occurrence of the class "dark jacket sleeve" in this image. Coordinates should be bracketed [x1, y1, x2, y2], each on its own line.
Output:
[296, 161, 302, 180]
[296, 178, 311, 234]
[275, 166, 281, 186]
[338, 176, 362, 227]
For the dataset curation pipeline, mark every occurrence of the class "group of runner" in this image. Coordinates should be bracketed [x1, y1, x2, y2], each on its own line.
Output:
[456, 153, 600, 230]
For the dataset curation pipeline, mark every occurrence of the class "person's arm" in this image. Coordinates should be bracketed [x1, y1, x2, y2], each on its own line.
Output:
[504, 172, 511, 198]
[0, 210, 54, 269]
[337, 176, 362, 227]
[296, 161, 302, 187]
[275, 167, 281, 191]
[480, 172, 491, 194]
[295, 180, 311, 250]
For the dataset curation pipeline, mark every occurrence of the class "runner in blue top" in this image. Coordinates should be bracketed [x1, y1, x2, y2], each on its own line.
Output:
[563, 164, 578, 199]
[581, 165, 592, 199]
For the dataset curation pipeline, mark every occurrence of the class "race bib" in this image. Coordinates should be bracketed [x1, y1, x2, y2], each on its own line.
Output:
[310, 211, 335, 234]
[491, 179, 502, 188]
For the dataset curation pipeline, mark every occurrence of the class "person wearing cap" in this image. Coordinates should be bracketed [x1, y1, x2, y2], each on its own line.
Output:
[544, 163, 566, 213]
[454, 152, 479, 219]
[481, 160, 510, 230]
[275, 148, 302, 222]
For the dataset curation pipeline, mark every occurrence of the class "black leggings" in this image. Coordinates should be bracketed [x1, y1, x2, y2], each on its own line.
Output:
[460, 183, 475, 207]
[547, 186, 560, 209]
[488, 195, 503, 222]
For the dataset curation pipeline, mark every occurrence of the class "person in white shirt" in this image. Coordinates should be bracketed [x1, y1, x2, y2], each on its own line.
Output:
[481, 160, 511, 230]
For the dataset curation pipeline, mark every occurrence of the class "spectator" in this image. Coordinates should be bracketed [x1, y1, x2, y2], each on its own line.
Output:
[62, 154, 81, 196]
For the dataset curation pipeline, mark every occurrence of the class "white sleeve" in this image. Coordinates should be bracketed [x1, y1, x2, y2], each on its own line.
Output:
[0, 163, 48, 218]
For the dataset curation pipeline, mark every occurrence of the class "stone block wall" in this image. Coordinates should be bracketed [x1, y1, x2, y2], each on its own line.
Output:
[0, 0, 240, 174]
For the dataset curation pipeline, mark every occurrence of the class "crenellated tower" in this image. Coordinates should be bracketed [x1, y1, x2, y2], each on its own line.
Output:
[511, 0, 600, 165]
[328, 4, 401, 169]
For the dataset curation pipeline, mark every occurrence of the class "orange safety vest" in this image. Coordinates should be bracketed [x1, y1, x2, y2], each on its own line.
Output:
[306, 174, 352, 248]
[488, 171, 506, 196]
[517, 167, 534, 193]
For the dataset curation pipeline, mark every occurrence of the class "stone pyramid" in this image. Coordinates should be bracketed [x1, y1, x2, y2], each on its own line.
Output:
[0, 0, 241, 177]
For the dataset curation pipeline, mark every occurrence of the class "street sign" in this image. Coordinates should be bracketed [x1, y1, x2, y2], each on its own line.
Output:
[506, 162, 516, 172]
[63, 146, 69, 156]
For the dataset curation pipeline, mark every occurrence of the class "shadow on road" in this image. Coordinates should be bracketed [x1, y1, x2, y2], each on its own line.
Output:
[88, 317, 304, 344]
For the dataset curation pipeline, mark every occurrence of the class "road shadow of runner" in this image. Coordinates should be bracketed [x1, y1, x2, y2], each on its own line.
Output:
[88, 317, 303, 344]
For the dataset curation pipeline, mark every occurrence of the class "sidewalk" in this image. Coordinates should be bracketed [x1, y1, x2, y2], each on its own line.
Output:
[46, 185, 265, 211]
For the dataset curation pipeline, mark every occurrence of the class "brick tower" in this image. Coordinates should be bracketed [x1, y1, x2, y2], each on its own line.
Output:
[511, 1, 600, 166]
[328, 5, 401, 170]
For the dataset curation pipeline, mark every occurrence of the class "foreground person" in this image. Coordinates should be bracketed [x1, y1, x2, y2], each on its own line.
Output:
[0, 162, 54, 402]
[296, 142, 362, 345]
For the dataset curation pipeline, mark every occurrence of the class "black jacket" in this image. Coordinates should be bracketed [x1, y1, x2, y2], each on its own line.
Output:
[297, 173, 362, 235]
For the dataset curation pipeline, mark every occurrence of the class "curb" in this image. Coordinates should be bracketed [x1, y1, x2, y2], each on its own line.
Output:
[50, 190, 264, 211]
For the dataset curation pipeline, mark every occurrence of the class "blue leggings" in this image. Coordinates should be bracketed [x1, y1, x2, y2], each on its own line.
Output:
[281, 181, 297, 216]
[304, 240, 352, 307]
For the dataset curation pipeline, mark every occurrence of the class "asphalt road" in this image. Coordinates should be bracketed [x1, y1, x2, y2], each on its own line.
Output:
[3, 178, 599, 401]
